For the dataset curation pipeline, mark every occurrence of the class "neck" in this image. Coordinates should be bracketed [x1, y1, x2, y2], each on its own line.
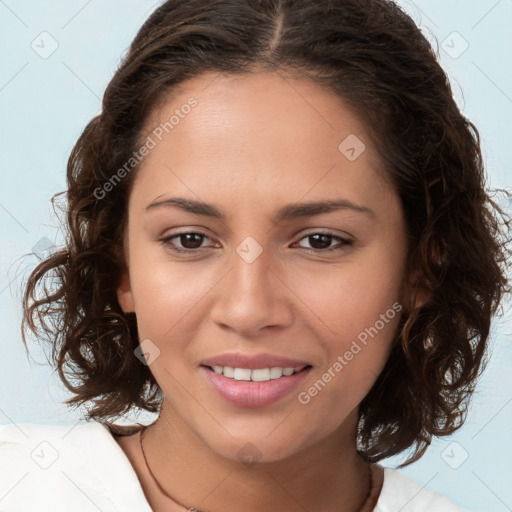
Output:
[139, 401, 375, 512]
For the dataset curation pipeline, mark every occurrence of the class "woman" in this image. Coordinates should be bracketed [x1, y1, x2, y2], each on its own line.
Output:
[2, 0, 509, 510]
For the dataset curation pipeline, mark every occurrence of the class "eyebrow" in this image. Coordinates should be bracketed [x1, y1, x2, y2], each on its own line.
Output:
[145, 197, 375, 221]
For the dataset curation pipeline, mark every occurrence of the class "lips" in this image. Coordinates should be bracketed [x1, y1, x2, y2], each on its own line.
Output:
[200, 352, 311, 370]
[200, 365, 312, 408]
[199, 352, 313, 408]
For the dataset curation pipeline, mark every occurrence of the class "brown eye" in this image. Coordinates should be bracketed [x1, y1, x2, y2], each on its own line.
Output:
[295, 232, 353, 252]
[160, 231, 214, 253]
[175, 233, 205, 249]
[306, 234, 334, 250]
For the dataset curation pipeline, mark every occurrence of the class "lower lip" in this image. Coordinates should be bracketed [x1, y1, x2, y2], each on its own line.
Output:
[200, 366, 312, 408]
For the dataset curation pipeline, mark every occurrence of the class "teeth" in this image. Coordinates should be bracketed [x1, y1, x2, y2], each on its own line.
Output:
[251, 368, 270, 381]
[234, 368, 252, 381]
[210, 365, 307, 381]
[223, 366, 235, 378]
[269, 367, 283, 379]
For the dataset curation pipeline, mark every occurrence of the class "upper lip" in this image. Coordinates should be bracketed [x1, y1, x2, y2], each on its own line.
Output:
[200, 352, 312, 369]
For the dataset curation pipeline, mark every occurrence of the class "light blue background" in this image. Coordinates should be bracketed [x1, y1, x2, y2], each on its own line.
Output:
[1, 1, 511, 510]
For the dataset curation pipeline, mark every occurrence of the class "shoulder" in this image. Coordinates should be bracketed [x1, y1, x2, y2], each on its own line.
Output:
[0, 421, 152, 512]
[374, 466, 470, 512]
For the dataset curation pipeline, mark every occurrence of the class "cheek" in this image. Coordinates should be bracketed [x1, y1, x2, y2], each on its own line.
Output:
[289, 245, 404, 404]
[127, 242, 213, 340]
[287, 247, 405, 337]
[297, 301, 401, 419]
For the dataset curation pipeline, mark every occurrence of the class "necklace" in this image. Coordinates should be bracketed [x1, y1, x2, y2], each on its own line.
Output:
[139, 426, 374, 511]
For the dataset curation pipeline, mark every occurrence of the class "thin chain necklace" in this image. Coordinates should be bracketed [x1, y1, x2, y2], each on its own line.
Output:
[139, 425, 373, 512]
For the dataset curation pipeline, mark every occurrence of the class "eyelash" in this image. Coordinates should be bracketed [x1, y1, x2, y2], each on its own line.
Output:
[159, 231, 353, 255]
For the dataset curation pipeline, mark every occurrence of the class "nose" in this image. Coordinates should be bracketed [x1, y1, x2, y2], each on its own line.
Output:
[209, 241, 294, 337]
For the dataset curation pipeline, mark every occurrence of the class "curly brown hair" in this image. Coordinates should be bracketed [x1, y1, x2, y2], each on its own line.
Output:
[21, 0, 510, 466]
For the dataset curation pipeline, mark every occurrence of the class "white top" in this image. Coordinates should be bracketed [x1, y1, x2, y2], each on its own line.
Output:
[0, 421, 469, 512]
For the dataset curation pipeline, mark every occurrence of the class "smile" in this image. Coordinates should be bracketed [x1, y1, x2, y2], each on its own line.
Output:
[207, 365, 309, 381]
[201, 365, 312, 408]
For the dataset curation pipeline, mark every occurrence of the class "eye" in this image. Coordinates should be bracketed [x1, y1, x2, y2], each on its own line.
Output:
[159, 232, 216, 253]
[159, 230, 353, 255]
[294, 231, 353, 252]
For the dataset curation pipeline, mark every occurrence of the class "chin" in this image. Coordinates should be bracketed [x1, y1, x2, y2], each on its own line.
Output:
[195, 423, 317, 466]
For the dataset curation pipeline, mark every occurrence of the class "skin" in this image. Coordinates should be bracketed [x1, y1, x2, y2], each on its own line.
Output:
[115, 70, 414, 512]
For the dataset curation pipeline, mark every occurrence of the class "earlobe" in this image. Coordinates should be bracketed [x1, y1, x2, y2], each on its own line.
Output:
[117, 270, 135, 313]
[405, 268, 431, 312]
[411, 283, 430, 310]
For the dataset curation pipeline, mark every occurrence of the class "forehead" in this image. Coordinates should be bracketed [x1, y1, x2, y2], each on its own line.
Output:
[132, 71, 397, 220]
[143, 70, 371, 154]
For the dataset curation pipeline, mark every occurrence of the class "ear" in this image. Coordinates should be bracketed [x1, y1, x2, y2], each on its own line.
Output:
[117, 269, 135, 313]
[403, 266, 431, 312]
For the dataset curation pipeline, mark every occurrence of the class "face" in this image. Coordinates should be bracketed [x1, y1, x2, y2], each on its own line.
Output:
[117, 71, 410, 462]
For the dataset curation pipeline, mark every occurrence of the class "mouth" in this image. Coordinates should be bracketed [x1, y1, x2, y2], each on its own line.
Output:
[200, 364, 313, 408]
[201, 364, 312, 381]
